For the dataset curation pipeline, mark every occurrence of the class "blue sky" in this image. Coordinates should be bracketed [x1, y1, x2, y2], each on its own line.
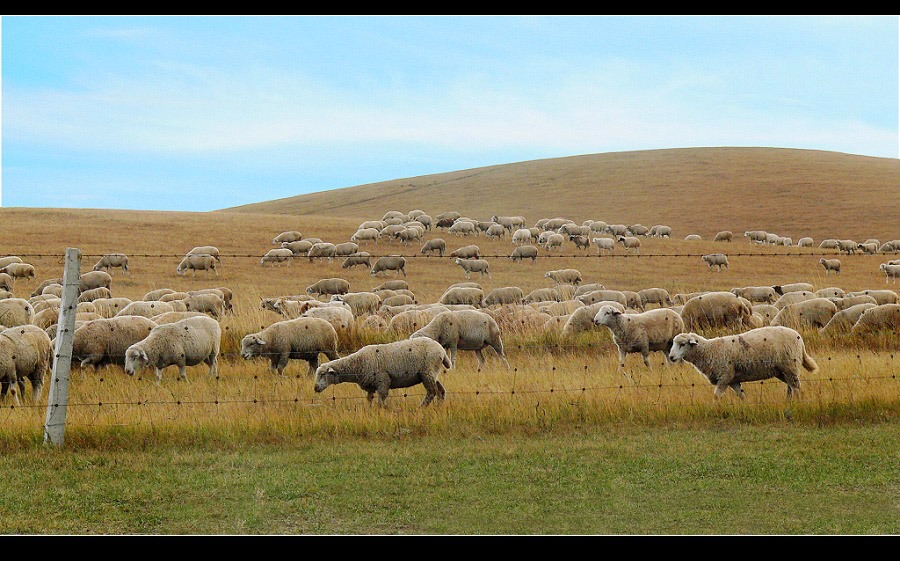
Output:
[2, 15, 897, 212]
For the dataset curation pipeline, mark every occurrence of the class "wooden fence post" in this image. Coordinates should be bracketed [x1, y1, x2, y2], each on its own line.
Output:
[43, 248, 81, 447]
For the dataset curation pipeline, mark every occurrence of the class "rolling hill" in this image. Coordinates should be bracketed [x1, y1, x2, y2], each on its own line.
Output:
[220, 147, 900, 243]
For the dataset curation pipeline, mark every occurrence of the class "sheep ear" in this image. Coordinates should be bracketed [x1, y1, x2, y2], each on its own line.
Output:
[688, 338, 699, 346]
[255, 336, 266, 345]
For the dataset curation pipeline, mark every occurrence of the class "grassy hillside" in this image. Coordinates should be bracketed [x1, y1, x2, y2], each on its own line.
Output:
[220, 147, 900, 243]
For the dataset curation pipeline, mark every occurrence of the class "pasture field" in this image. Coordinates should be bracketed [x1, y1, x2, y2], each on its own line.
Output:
[0, 148, 898, 535]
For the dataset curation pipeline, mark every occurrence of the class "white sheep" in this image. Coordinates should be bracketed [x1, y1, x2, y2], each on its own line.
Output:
[879, 263, 900, 284]
[314, 337, 451, 406]
[419, 238, 446, 257]
[0, 298, 34, 328]
[91, 297, 134, 318]
[575, 289, 627, 308]
[182, 292, 226, 318]
[187, 246, 221, 262]
[713, 231, 733, 242]
[370, 255, 407, 277]
[769, 298, 837, 330]
[92, 253, 129, 275]
[617, 236, 641, 253]
[306, 278, 351, 298]
[797, 237, 814, 248]
[679, 292, 752, 332]
[846, 289, 899, 306]
[371, 279, 410, 292]
[592, 237, 615, 254]
[775, 282, 815, 294]
[351, 228, 380, 245]
[774, 290, 818, 309]
[124, 315, 221, 383]
[509, 245, 539, 262]
[512, 228, 533, 245]
[410, 309, 510, 370]
[261, 248, 294, 266]
[0, 256, 23, 269]
[837, 240, 858, 254]
[176, 254, 218, 277]
[331, 292, 382, 318]
[0, 324, 52, 404]
[455, 258, 491, 279]
[241, 317, 341, 376]
[820, 258, 841, 275]
[669, 326, 817, 399]
[543, 233, 566, 251]
[341, 252, 372, 270]
[544, 269, 582, 286]
[731, 286, 779, 304]
[448, 221, 477, 236]
[684, 234, 702, 241]
[0, 263, 36, 283]
[282, 240, 314, 256]
[484, 286, 526, 307]
[72, 316, 157, 369]
[449, 245, 481, 260]
[334, 242, 360, 257]
[307, 242, 337, 263]
[438, 286, 485, 308]
[593, 305, 685, 372]
[116, 300, 175, 319]
[144, 288, 176, 301]
[850, 303, 900, 334]
[818, 303, 878, 335]
[637, 288, 673, 309]
[701, 253, 729, 271]
[744, 230, 768, 244]
[272, 231, 302, 245]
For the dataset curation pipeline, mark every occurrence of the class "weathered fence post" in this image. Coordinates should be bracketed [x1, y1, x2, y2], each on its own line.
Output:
[43, 248, 81, 447]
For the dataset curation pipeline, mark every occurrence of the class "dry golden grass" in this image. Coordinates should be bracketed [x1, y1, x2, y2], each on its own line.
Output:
[0, 147, 896, 442]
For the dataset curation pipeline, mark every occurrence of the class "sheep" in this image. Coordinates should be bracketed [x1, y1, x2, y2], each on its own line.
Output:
[621, 290, 644, 310]
[438, 286, 485, 308]
[176, 254, 218, 277]
[818, 303, 878, 335]
[189, 288, 234, 314]
[124, 315, 221, 383]
[272, 231, 302, 245]
[341, 252, 373, 270]
[731, 286, 779, 304]
[350, 228, 380, 245]
[544, 269, 582, 286]
[617, 236, 641, 253]
[850, 303, 900, 335]
[846, 289, 899, 306]
[144, 288, 176, 301]
[638, 288, 673, 309]
[381, 294, 416, 308]
[370, 255, 407, 277]
[449, 245, 481, 260]
[448, 221, 477, 236]
[484, 286, 525, 307]
[765, 233, 780, 245]
[522, 287, 561, 305]
[72, 316, 157, 369]
[797, 237, 814, 248]
[652, 225, 672, 238]
[0, 273, 14, 293]
[306, 278, 351, 298]
[314, 337, 450, 407]
[419, 238, 446, 257]
[878, 241, 899, 254]
[714, 231, 733, 242]
[820, 258, 841, 275]
[769, 298, 837, 330]
[182, 292, 226, 318]
[387, 309, 433, 337]
[701, 253, 729, 271]
[334, 242, 360, 257]
[828, 295, 879, 311]
[372, 280, 410, 292]
[672, 291, 709, 306]
[260, 248, 294, 266]
[668, 326, 816, 399]
[836, 239, 858, 254]
[543, 233, 566, 251]
[307, 242, 337, 263]
[0, 298, 34, 328]
[605, 224, 628, 237]
[684, 234, 702, 241]
[777, 236, 793, 247]
[559, 302, 624, 339]
[410, 309, 509, 370]
[535, 299, 584, 317]
[75, 287, 112, 304]
[331, 292, 382, 318]
[593, 305, 685, 372]
[282, 240, 314, 256]
[679, 291, 752, 332]
[414, 214, 433, 230]
[484, 223, 506, 240]
[92, 253, 129, 275]
[751, 304, 779, 326]
[0, 325, 52, 404]
[512, 228, 533, 245]
[509, 245, 538, 262]
[0, 263, 36, 283]
[575, 289, 628, 308]
[775, 282, 814, 294]
[815, 287, 845, 299]
[91, 297, 134, 318]
[592, 237, 615, 254]
[151, 311, 208, 325]
[116, 300, 176, 319]
[0, 256, 23, 269]
[187, 246, 220, 262]
[299, 303, 355, 340]
[744, 230, 768, 244]
[857, 242, 878, 255]
[880, 263, 900, 284]
[569, 235, 591, 250]
[241, 317, 341, 377]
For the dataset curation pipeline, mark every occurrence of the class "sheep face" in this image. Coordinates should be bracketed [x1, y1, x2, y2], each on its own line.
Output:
[124, 347, 150, 376]
[240, 335, 267, 359]
[313, 365, 336, 393]
[592, 305, 621, 326]
[667, 333, 700, 363]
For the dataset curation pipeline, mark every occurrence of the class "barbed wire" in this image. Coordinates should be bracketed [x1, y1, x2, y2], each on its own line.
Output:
[10, 251, 896, 259]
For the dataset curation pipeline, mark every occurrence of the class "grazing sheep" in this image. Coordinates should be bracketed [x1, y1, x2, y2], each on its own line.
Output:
[449, 245, 481, 260]
[569, 235, 591, 250]
[818, 303, 878, 335]
[484, 287, 526, 307]
[617, 236, 641, 253]
[484, 223, 506, 239]
[795, 237, 813, 248]
[878, 241, 899, 254]
[836, 239, 858, 254]
[314, 337, 450, 407]
[331, 292, 382, 318]
[124, 315, 221, 383]
[769, 298, 837, 330]
[307, 242, 337, 263]
[775, 282, 815, 294]
[519, 287, 557, 305]
[669, 326, 816, 399]
[351, 228, 380, 245]
[679, 291, 753, 332]
[593, 305, 685, 372]
[576, 289, 628, 308]
[731, 286, 779, 304]
[0, 298, 34, 328]
[282, 240, 314, 256]
[387, 309, 433, 337]
[820, 258, 841, 275]
[261, 248, 294, 266]
[0, 273, 14, 293]
[92, 253, 129, 275]
[334, 242, 360, 257]
[419, 238, 447, 257]
[829, 295, 878, 311]
[187, 246, 220, 262]
[177, 254, 218, 277]
[439, 286, 485, 308]
[414, 214, 433, 230]
[370, 255, 407, 277]
[241, 317, 340, 377]
[341, 252, 372, 270]
[0, 263, 36, 283]
[512, 228, 533, 245]
[744, 230, 768, 244]
[0, 325, 52, 404]
[381, 294, 416, 308]
[410, 309, 509, 370]
[751, 304, 779, 325]
[454, 258, 491, 279]
[850, 303, 900, 334]
[773, 291, 818, 309]
[116, 300, 176, 319]
[372, 280, 410, 292]
[638, 288, 673, 309]
[544, 269, 582, 286]
[272, 231, 302, 245]
[652, 225, 672, 238]
[560, 302, 625, 339]
[144, 288, 176, 301]
[714, 231, 733, 242]
[701, 253, 729, 271]
[76, 287, 112, 303]
[543, 233, 566, 251]
[72, 316, 157, 369]
[592, 237, 615, 254]
[815, 287, 845, 299]
[182, 292, 226, 318]
[684, 234, 702, 241]
[0, 256, 23, 270]
[846, 289, 899, 306]
[306, 278, 351, 298]
[91, 297, 134, 318]
[880, 263, 900, 284]
[448, 221, 477, 236]
[509, 245, 539, 262]
[857, 242, 878, 255]
[151, 311, 207, 325]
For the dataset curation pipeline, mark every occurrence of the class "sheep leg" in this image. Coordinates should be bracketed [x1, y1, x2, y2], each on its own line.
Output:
[273, 353, 290, 377]
[728, 382, 745, 399]
[155, 368, 164, 385]
[207, 356, 218, 377]
[474, 349, 486, 370]
[449, 346, 458, 368]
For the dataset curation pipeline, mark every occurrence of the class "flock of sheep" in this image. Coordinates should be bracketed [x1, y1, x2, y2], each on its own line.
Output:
[0, 209, 898, 407]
